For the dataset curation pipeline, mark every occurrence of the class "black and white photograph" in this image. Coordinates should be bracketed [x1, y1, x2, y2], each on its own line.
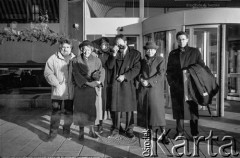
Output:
[0, 0, 240, 157]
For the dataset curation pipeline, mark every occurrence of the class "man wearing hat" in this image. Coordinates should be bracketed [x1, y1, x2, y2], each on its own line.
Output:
[107, 34, 141, 138]
[72, 40, 105, 140]
[138, 41, 169, 150]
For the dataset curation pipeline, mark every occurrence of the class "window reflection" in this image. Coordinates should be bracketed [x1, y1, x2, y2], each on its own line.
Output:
[226, 24, 240, 98]
[154, 31, 166, 57]
[86, 0, 139, 18]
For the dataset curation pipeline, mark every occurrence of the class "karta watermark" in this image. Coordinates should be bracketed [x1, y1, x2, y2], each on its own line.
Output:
[142, 129, 239, 157]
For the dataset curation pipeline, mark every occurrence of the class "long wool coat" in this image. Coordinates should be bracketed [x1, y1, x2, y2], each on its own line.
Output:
[137, 55, 166, 128]
[166, 45, 205, 120]
[72, 54, 104, 126]
[107, 47, 141, 112]
[96, 50, 113, 112]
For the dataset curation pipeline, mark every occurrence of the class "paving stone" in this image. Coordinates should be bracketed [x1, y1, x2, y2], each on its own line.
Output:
[1, 107, 240, 157]
[0, 128, 37, 157]
[0, 125, 26, 142]
[13, 138, 42, 157]
[58, 139, 84, 152]
[129, 146, 144, 157]
[29, 135, 65, 157]
[0, 122, 17, 135]
[80, 145, 105, 157]
[104, 145, 129, 158]
[53, 151, 81, 157]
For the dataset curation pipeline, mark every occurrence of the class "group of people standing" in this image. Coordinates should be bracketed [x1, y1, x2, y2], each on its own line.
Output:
[44, 31, 206, 145]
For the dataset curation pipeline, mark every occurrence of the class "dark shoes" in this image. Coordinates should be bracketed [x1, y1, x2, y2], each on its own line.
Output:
[119, 126, 125, 134]
[97, 125, 103, 133]
[48, 133, 57, 141]
[159, 134, 170, 145]
[109, 129, 119, 137]
[89, 131, 98, 138]
[79, 127, 84, 141]
[63, 127, 71, 139]
[110, 126, 135, 138]
[126, 128, 135, 138]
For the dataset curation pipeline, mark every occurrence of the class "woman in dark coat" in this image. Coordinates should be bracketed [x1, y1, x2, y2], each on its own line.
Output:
[95, 37, 113, 132]
[72, 40, 104, 140]
[137, 41, 169, 146]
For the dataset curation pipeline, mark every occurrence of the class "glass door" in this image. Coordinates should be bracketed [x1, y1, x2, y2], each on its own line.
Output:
[226, 24, 240, 102]
[125, 36, 139, 50]
[186, 25, 220, 116]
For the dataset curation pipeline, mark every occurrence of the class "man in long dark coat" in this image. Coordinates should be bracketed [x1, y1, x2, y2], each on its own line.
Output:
[166, 31, 206, 138]
[107, 34, 141, 138]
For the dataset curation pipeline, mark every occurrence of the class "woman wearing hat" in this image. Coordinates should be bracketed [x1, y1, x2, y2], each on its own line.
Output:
[72, 40, 105, 140]
[137, 41, 169, 148]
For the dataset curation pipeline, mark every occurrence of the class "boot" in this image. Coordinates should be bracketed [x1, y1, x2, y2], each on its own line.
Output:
[158, 127, 170, 145]
[98, 120, 103, 133]
[89, 125, 98, 138]
[79, 126, 84, 140]
[63, 126, 71, 139]
[160, 134, 170, 145]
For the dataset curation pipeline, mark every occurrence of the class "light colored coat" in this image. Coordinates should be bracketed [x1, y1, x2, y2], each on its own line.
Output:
[44, 52, 75, 100]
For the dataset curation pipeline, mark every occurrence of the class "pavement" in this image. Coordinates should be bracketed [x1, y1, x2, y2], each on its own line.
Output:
[0, 105, 240, 158]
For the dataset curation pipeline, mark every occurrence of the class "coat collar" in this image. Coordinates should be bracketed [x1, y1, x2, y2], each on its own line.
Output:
[80, 53, 94, 61]
[56, 52, 75, 60]
[178, 45, 190, 52]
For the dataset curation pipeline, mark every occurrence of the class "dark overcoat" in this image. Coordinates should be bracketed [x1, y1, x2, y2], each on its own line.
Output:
[137, 56, 166, 128]
[72, 54, 104, 126]
[107, 47, 141, 112]
[96, 50, 113, 111]
[166, 46, 205, 120]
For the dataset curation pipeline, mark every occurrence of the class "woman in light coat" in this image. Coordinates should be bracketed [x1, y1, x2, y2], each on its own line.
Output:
[44, 40, 75, 140]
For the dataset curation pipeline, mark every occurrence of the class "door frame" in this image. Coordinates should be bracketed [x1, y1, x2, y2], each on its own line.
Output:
[185, 25, 222, 117]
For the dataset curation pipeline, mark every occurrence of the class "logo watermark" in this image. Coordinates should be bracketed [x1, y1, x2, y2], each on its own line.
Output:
[142, 129, 239, 157]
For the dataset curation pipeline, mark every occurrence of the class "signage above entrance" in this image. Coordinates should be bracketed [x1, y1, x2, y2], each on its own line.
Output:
[175, 0, 231, 1]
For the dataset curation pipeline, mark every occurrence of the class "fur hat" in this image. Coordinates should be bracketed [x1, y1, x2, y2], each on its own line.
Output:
[79, 40, 93, 49]
[143, 41, 159, 50]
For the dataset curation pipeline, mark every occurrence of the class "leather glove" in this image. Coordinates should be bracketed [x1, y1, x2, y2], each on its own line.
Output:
[86, 81, 100, 88]
[91, 70, 101, 81]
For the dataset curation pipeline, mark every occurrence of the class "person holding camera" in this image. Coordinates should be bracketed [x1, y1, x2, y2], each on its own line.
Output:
[107, 34, 141, 138]
[72, 40, 105, 140]
[95, 37, 113, 133]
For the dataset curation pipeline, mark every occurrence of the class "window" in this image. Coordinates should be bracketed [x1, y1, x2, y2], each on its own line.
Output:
[0, 0, 59, 23]
[86, 0, 139, 18]
[154, 31, 166, 57]
[226, 24, 240, 98]
[143, 33, 152, 43]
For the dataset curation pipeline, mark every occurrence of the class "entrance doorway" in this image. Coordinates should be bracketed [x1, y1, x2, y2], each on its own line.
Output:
[125, 36, 139, 50]
[186, 25, 220, 116]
